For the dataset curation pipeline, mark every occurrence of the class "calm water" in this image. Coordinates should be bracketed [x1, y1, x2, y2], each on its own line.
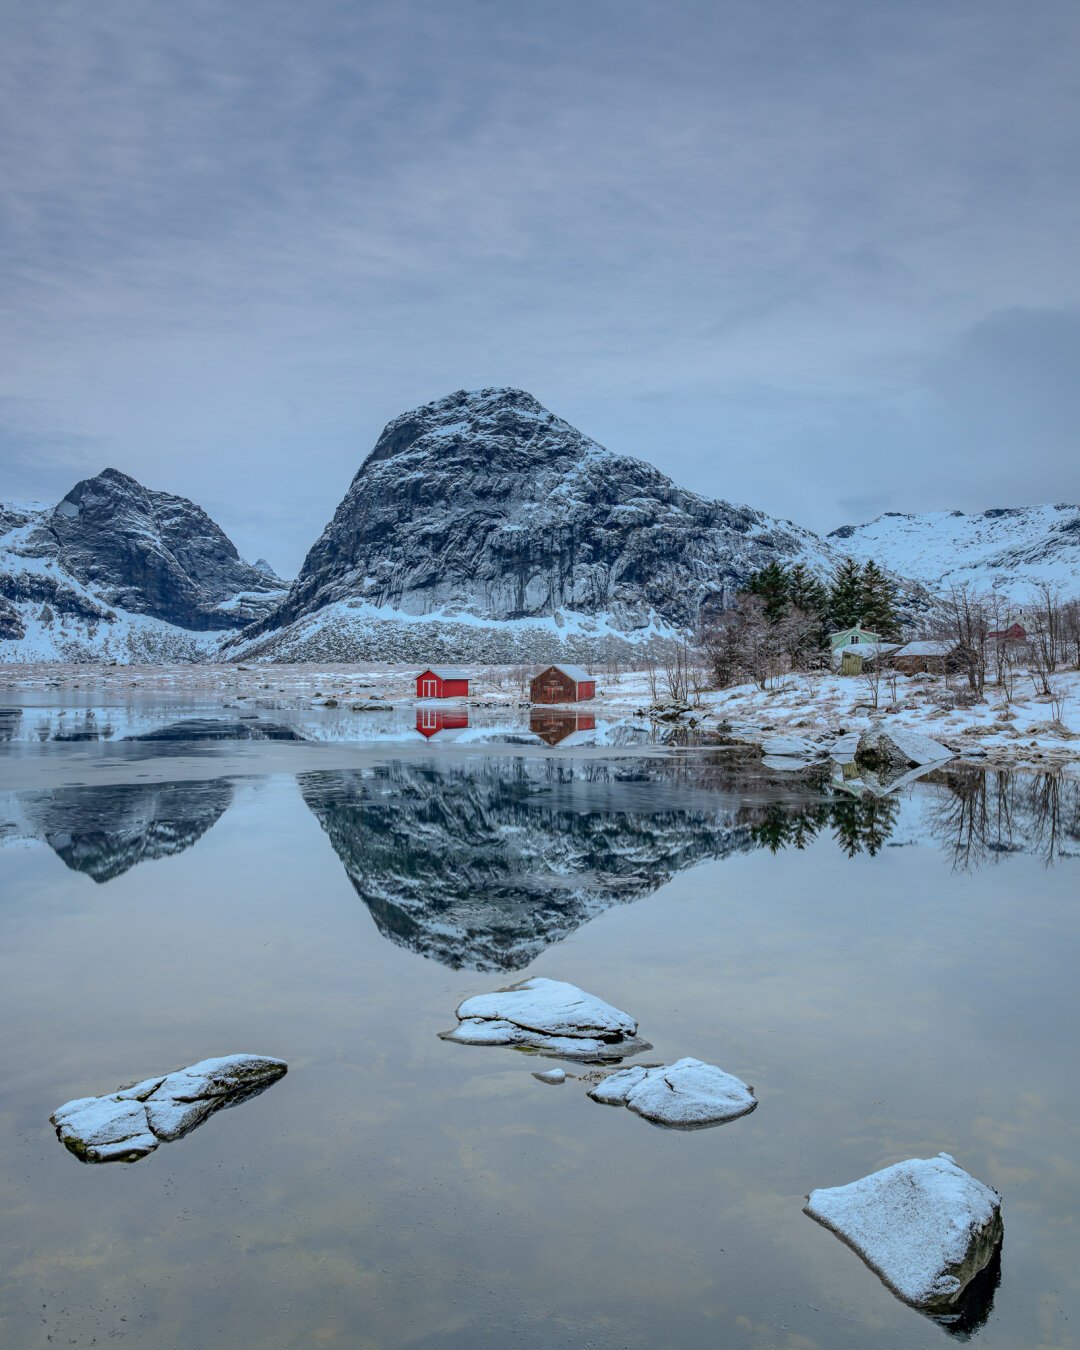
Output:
[0, 704, 1077, 1349]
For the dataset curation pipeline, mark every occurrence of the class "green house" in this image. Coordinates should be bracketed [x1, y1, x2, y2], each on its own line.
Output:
[828, 622, 881, 653]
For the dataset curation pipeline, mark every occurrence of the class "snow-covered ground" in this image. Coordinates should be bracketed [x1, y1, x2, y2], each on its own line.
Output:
[1, 661, 1077, 766]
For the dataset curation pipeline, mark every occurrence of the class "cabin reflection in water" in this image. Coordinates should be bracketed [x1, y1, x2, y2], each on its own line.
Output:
[415, 708, 470, 739]
[530, 709, 596, 746]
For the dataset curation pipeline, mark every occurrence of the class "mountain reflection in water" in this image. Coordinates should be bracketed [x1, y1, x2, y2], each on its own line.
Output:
[3, 761, 1077, 966]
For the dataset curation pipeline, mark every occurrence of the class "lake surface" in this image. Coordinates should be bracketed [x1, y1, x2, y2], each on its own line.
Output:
[0, 699, 1077, 1349]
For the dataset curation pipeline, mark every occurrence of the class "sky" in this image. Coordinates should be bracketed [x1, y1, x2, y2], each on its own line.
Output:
[2, 0, 1078, 576]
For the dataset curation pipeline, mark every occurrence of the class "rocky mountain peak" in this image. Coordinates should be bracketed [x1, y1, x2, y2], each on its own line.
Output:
[237, 388, 834, 660]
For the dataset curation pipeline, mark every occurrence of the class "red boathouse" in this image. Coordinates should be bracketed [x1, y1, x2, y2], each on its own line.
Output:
[530, 664, 596, 703]
[415, 667, 471, 699]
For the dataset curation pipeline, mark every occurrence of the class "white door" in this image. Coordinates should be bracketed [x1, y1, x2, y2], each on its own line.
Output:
[422, 678, 437, 698]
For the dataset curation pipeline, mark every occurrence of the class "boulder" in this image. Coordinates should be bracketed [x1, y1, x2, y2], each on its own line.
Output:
[588, 1057, 756, 1127]
[761, 736, 824, 760]
[439, 977, 650, 1061]
[855, 723, 953, 771]
[805, 1153, 1003, 1316]
[51, 1054, 287, 1163]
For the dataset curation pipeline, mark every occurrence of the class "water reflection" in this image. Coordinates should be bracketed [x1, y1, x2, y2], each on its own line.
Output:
[745, 795, 901, 858]
[923, 765, 1080, 869]
[415, 707, 470, 739]
[530, 709, 596, 745]
[12, 780, 234, 882]
[298, 757, 810, 970]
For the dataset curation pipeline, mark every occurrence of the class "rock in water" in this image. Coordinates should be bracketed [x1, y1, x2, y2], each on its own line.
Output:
[51, 1054, 287, 1163]
[855, 724, 953, 771]
[440, 976, 650, 1061]
[805, 1153, 1003, 1315]
[587, 1057, 756, 1127]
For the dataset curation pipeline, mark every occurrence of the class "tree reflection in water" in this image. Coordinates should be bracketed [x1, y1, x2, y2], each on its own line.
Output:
[745, 795, 900, 857]
[922, 766, 1080, 870]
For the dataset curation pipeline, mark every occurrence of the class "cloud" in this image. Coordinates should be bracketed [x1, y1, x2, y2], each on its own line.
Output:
[2, 1, 1079, 567]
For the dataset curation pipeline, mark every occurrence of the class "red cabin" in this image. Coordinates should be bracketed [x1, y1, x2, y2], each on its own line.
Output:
[988, 623, 1027, 642]
[530, 664, 597, 703]
[415, 666, 471, 699]
[416, 708, 470, 739]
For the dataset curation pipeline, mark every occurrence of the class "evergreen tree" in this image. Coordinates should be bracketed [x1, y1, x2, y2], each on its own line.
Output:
[746, 561, 790, 623]
[787, 562, 831, 649]
[829, 557, 864, 630]
[859, 561, 900, 640]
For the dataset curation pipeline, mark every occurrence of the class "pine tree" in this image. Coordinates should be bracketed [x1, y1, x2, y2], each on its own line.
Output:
[746, 561, 790, 623]
[859, 561, 900, 640]
[829, 557, 864, 630]
[787, 562, 831, 649]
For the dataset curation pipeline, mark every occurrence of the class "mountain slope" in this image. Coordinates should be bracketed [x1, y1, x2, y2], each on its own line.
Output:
[0, 470, 286, 662]
[235, 387, 836, 661]
[829, 504, 1080, 600]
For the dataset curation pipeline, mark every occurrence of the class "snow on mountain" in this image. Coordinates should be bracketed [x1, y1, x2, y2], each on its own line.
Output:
[233, 387, 838, 662]
[0, 469, 289, 662]
[828, 504, 1080, 600]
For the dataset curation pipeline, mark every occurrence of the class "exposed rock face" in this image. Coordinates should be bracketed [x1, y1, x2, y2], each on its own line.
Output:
[805, 1153, 1003, 1323]
[51, 1054, 288, 1162]
[0, 472, 286, 659]
[440, 977, 650, 1061]
[588, 1057, 757, 1127]
[236, 387, 835, 660]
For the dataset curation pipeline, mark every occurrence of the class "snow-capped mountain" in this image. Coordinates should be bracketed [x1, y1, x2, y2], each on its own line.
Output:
[0, 469, 287, 662]
[829, 504, 1080, 600]
[234, 386, 836, 662]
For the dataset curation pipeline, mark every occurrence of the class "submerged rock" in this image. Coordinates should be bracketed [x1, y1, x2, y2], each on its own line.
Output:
[805, 1153, 1003, 1317]
[855, 724, 953, 771]
[440, 977, 650, 1061]
[587, 1057, 756, 1127]
[761, 736, 824, 760]
[51, 1054, 287, 1163]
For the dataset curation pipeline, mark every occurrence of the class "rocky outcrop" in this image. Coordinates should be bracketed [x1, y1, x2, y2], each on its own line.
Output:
[235, 387, 835, 660]
[440, 977, 650, 1061]
[51, 1054, 288, 1162]
[806, 1153, 1003, 1323]
[587, 1057, 757, 1127]
[855, 724, 953, 772]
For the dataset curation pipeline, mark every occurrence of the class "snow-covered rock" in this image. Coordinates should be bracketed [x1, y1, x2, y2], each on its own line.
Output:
[232, 387, 837, 662]
[588, 1057, 756, 1127]
[51, 1054, 287, 1163]
[532, 1067, 567, 1085]
[761, 736, 825, 760]
[439, 977, 650, 1061]
[805, 1153, 1003, 1315]
[855, 724, 953, 771]
[829, 503, 1080, 600]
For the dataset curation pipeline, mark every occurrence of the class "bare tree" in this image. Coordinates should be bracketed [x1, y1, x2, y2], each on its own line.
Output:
[937, 584, 990, 694]
[663, 639, 693, 703]
[1062, 598, 1080, 671]
[1028, 584, 1065, 688]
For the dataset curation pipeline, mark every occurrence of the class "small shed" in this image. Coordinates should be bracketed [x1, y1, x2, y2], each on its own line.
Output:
[530, 664, 596, 704]
[415, 667, 470, 699]
[892, 640, 961, 676]
[838, 641, 901, 676]
[988, 623, 1027, 642]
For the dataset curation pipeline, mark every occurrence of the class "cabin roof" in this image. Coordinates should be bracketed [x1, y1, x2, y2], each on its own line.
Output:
[540, 663, 594, 683]
[896, 639, 955, 657]
[417, 666, 470, 681]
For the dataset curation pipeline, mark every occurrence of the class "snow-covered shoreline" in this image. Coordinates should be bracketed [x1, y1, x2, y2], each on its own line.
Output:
[0, 660, 1077, 768]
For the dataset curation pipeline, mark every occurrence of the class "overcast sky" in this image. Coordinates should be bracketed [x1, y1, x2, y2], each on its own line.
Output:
[2, 0, 1078, 575]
